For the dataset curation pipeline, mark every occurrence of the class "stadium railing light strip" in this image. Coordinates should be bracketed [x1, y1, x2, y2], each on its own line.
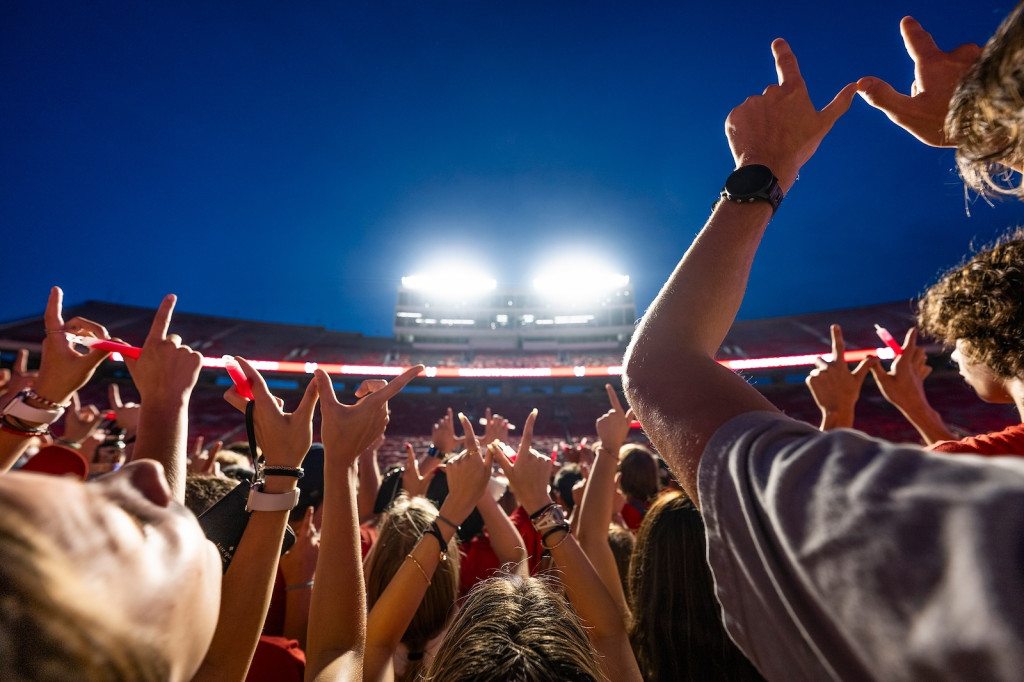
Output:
[105, 347, 896, 378]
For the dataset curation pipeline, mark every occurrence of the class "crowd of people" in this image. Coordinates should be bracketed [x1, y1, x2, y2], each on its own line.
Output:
[2, 3, 1024, 680]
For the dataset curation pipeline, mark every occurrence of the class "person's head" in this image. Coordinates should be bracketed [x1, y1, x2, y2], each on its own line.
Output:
[628, 491, 763, 681]
[607, 524, 635, 599]
[424, 575, 603, 681]
[184, 473, 239, 517]
[917, 228, 1024, 401]
[617, 444, 659, 502]
[0, 460, 221, 681]
[551, 463, 584, 512]
[947, 0, 1024, 198]
[365, 494, 459, 681]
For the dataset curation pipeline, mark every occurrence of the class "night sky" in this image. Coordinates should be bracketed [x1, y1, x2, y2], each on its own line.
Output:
[3, 1, 1022, 337]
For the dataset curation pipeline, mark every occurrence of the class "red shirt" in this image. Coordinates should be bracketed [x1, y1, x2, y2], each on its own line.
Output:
[928, 423, 1024, 456]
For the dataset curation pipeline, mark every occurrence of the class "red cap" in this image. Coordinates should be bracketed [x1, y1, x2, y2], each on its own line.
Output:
[19, 445, 89, 480]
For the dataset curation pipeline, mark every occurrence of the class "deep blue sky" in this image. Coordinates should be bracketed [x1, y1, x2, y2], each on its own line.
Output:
[3, 1, 1022, 337]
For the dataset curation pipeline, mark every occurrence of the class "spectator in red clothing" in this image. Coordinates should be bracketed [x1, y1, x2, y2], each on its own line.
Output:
[807, 229, 1024, 456]
[617, 444, 660, 530]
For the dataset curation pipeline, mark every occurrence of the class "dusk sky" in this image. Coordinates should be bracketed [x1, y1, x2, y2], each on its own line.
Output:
[3, 1, 1022, 338]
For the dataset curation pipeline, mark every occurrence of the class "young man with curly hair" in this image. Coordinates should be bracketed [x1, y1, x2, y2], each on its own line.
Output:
[914, 229, 1024, 454]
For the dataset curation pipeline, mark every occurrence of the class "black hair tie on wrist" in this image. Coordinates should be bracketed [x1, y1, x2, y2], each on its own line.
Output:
[424, 521, 447, 559]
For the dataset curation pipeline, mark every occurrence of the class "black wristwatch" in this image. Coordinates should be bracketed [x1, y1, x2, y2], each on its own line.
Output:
[719, 164, 784, 215]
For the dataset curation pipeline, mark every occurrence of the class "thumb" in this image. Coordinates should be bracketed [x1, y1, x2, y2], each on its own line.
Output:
[851, 357, 874, 383]
[821, 82, 858, 127]
[857, 76, 907, 115]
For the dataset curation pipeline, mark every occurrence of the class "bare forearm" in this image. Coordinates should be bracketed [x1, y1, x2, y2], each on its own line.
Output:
[896, 403, 955, 444]
[306, 466, 365, 681]
[356, 449, 380, 523]
[133, 400, 188, 501]
[476, 494, 527, 572]
[575, 447, 629, 623]
[624, 203, 779, 503]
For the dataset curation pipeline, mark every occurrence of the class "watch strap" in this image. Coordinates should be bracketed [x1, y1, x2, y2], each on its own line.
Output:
[2, 395, 64, 425]
[246, 487, 300, 512]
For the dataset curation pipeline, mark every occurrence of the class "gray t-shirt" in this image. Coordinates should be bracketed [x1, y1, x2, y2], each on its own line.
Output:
[698, 411, 1024, 681]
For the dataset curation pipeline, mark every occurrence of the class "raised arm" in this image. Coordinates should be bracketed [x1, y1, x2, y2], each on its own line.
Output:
[305, 365, 422, 682]
[623, 39, 856, 506]
[857, 16, 981, 147]
[192, 357, 319, 682]
[576, 384, 633, 626]
[868, 327, 955, 444]
[493, 409, 642, 682]
[0, 288, 110, 472]
[125, 294, 203, 502]
[357, 435, 383, 523]
[362, 414, 492, 680]
[805, 325, 877, 431]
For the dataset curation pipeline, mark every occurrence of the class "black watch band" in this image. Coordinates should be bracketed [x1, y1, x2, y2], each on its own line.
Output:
[719, 164, 784, 215]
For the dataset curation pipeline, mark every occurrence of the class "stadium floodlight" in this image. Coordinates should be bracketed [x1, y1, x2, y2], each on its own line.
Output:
[401, 272, 497, 298]
[532, 263, 629, 300]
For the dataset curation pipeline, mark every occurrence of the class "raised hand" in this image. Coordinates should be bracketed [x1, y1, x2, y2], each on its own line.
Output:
[0, 349, 36, 406]
[481, 407, 511, 447]
[188, 435, 223, 475]
[34, 287, 112, 406]
[805, 324, 877, 430]
[280, 506, 321, 589]
[107, 383, 141, 435]
[726, 39, 857, 192]
[596, 384, 634, 453]
[491, 409, 551, 514]
[315, 365, 423, 469]
[431, 407, 464, 455]
[857, 16, 982, 147]
[401, 442, 434, 498]
[60, 391, 103, 444]
[867, 328, 952, 444]
[124, 295, 203, 405]
[225, 356, 319, 469]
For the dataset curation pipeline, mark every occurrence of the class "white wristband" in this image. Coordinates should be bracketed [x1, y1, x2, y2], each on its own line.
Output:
[2, 396, 64, 425]
[245, 487, 300, 512]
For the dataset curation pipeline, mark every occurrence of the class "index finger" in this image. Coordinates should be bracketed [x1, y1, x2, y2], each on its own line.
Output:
[604, 383, 624, 413]
[44, 287, 64, 332]
[108, 383, 124, 409]
[364, 365, 424, 404]
[902, 327, 919, 350]
[519, 408, 538, 453]
[146, 294, 177, 344]
[900, 16, 941, 64]
[772, 38, 802, 86]
[830, 324, 846, 360]
[458, 412, 479, 452]
[14, 348, 29, 375]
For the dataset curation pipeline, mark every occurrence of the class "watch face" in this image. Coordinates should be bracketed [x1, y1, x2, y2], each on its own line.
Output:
[726, 164, 774, 196]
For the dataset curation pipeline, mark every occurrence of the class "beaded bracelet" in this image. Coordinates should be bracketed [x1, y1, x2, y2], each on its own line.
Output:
[22, 388, 70, 410]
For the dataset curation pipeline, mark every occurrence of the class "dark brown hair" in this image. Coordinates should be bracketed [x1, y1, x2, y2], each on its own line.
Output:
[617, 444, 659, 503]
[628, 491, 764, 681]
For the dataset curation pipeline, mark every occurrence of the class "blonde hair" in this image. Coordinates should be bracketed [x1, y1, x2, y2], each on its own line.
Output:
[424, 575, 603, 681]
[0, 505, 168, 681]
[365, 495, 459, 682]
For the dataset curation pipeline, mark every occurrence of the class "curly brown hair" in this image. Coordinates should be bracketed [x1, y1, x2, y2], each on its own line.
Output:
[917, 227, 1024, 378]
[946, 1, 1024, 198]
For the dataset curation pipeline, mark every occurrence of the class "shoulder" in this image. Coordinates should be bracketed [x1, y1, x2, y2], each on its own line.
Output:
[928, 422, 1024, 456]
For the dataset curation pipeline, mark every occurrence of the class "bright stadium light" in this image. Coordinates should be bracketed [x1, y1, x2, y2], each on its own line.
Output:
[401, 271, 497, 297]
[532, 260, 629, 299]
